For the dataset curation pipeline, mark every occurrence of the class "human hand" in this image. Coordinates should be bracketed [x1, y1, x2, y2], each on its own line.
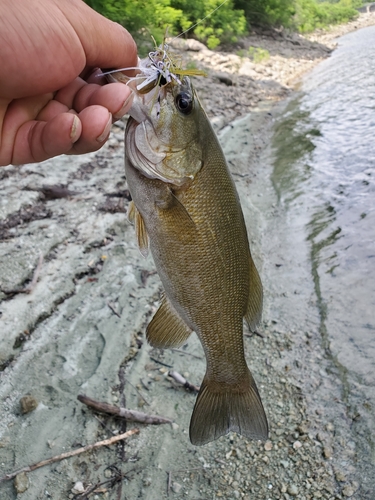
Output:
[0, 0, 137, 166]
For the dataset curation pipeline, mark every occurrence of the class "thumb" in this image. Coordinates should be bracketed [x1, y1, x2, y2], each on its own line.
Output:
[63, 0, 138, 72]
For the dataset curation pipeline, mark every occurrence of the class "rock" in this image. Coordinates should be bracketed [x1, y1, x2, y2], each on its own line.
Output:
[335, 471, 347, 482]
[214, 73, 234, 86]
[172, 482, 182, 493]
[14, 472, 29, 493]
[264, 440, 273, 451]
[186, 39, 207, 51]
[287, 484, 299, 496]
[20, 395, 38, 414]
[342, 485, 355, 497]
[323, 446, 333, 459]
[293, 440, 302, 450]
[71, 481, 85, 494]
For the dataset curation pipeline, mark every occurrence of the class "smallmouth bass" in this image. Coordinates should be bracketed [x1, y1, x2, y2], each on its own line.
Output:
[111, 47, 268, 445]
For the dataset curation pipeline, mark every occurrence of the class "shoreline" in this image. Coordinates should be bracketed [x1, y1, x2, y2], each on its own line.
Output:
[1, 13, 375, 500]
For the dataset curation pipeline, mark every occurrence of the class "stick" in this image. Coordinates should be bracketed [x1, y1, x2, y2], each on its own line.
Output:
[167, 471, 172, 497]
[108, 302, 121, 318]
[125, 379, 150, 406]
[0, 429, 139, 483]
[78, 395, 172, 424]
[168, 370, 200, 393]
[149, 357, 173, 368]
[170, 348, 202, 360]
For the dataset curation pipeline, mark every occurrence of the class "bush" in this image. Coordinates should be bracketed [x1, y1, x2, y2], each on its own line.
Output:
[85, 0, 246, 50]
[85, 0, 362, 49]
[234, 0, 296, 27]
[294, 0, 359, 32]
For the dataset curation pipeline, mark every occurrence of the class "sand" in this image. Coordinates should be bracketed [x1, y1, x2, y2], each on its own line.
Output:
[1, 11, 374, 500]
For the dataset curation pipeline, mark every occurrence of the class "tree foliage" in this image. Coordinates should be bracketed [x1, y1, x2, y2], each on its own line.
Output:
[85, 0, 362, 50]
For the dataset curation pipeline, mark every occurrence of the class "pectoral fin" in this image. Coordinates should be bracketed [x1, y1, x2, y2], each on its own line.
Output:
[244, 258, 263, 331]
[128, 201, 149, 257]
[147, 296, 192, 348]
[156, 189, 196, 233]
[127, 200, 136, 223]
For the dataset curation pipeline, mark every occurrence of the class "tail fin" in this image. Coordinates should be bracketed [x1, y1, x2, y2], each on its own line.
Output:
[189, 371, 268, 446]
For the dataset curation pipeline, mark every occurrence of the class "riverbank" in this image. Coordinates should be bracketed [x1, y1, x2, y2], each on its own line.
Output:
[1, 12, 374, 500]
[171, 11, 375, 131]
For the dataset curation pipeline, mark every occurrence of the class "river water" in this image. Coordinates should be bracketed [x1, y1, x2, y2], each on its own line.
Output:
[270, 25, 375, 493]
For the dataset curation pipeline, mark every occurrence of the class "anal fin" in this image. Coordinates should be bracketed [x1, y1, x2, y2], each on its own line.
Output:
[147, 296, 192, 348]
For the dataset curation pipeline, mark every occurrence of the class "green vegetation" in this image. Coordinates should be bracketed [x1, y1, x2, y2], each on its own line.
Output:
[85, 0, 363, 49]
[295, 0, 361, 32]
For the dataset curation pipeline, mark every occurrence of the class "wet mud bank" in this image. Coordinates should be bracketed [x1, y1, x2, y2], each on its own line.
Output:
[1, 12, 375, 500]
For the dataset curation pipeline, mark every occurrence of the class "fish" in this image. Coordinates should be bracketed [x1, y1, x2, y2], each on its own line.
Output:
[110, 45, 268, 445]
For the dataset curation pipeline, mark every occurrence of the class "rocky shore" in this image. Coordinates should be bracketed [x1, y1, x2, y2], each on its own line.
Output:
[1, 11, 374, 500]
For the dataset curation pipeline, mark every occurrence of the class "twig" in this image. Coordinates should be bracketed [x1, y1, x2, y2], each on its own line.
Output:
[78, 395, 172, 424]
[125, 378, 150, 406]
[167, 470, 172, 496]
[0, 429, 139, 483]
[1, 253, 43, 295]
[168, 370, 200, 393]
[149, 356, 173, 368]
[170, 348, 202, 360]
[244, 330, 265, 339]
[108, 302, 121, 318]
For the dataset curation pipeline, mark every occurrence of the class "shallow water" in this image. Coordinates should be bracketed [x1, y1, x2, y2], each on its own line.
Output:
[271, 25, 375, 489]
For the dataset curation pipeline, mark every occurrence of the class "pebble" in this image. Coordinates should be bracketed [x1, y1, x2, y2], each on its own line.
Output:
[342, 485, 357, 497]
[172, 482, 182, 493]
[323, 446, 333, 459]
[287, 484, 299, 496]
[71, 481, 85, 494]
[20, 395, 38, 414]
[264, 440, 273, 451]
[293, 440, 302, 450]
[335, 471, 347, 482]
[14, 472, 29, 493]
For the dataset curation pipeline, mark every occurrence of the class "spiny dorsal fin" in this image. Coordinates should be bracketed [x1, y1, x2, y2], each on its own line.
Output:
[189, 370, 268, 446]
[244, 258, 263, 331]
[147, 296, 192, 348]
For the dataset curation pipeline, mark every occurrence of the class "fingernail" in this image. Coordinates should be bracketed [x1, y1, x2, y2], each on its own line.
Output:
[96, 113, 112, 142]
[113, 92, 134, 120]
[70, 115, 80, 143]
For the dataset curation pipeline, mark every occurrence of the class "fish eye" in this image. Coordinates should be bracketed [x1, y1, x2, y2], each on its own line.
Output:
[175, 92, 193, 115]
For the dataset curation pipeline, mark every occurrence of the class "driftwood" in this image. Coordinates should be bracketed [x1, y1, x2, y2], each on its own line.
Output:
[78, 394, 172, 424]
[0, 429, 139, 483]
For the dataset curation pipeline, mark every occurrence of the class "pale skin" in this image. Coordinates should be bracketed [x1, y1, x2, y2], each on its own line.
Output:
[0, 0, 138, 166]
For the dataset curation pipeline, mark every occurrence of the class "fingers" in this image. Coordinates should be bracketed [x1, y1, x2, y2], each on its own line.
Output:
[74, 82, 134, 120]
[6, 113, 81, 165]
[70, 106, 112, 155]
[0, 78, 133, 166]
[6, 104, 118, 165]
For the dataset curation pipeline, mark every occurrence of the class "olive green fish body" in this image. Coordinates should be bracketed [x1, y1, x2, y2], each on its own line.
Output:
[124, 80, 267, 445]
